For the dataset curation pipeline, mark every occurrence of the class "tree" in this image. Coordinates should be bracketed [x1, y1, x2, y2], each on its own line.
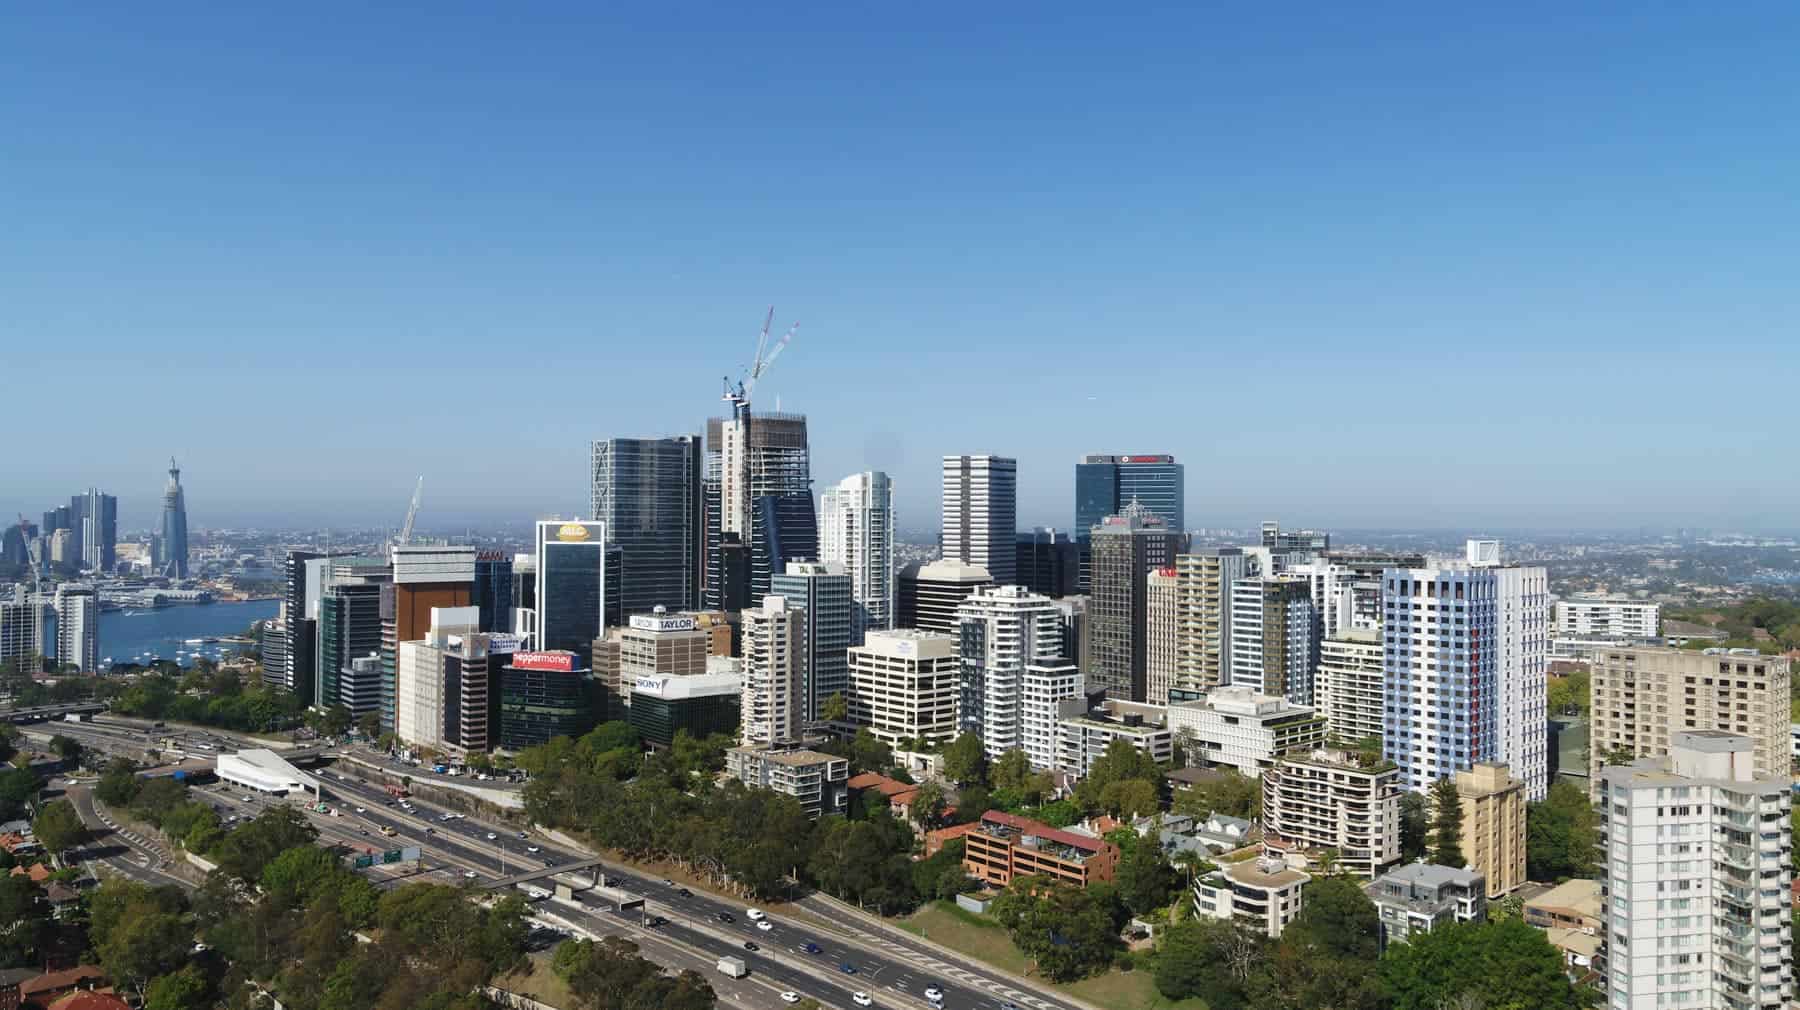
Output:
[1154, 918, 1266, 1009]
[909, 782, 947, 827]
[991, 748, 1033, 792]
[0, 768, 40, 822]
[1285, 876, 1380, 961]
[1098, 778, 1160, 819]
[356, 711, 382, 740]
[1114, 835, 1179, 915]
[143, 964, 209, 1010]
[47, 734, 83, 763]
[991, 876, 1125, 981]
[1171, 769, 1259, 820]
[1429, 776, 1464, 867]
[31, 799, 84, 863]
[0, 872, 53, 968]
[1381, 916, 1591, 1010]
[215, 805, 318, 883]
[1527, 780, 1599, 881]
[320, 704, 353, 738]
[943, 732, 988, 786]
[89, 879, 193, 999]
[1400, 790, 1429, 860]
[820, 692, 847, 723]
[850, 728, 891, 774]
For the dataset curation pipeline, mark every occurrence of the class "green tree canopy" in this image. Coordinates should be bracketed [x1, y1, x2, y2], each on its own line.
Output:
[1380, 916, 1592, 1010]
[1526, 780, 1599, 881]
[943, 732, 988, 786]
[31, 798, 84, 861]
[1429, 776, 1465, 867]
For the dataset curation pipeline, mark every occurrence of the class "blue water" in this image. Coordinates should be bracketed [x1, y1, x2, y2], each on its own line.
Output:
[101, 599, 280, 667]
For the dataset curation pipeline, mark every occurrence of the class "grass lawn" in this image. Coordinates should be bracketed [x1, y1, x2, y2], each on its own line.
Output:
[494, 951, 578, 1010]
[898, 902, 1208, 1010]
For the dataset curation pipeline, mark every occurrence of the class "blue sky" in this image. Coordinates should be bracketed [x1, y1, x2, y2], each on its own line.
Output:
[5, 4, 1798, 533]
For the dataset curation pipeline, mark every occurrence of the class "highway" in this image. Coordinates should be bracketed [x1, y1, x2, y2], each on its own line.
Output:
[61, 783, 195, 890]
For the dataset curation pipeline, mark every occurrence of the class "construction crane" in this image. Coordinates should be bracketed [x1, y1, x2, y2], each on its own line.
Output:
[722, 306, 798, 408]
[398, 477, 423, 547]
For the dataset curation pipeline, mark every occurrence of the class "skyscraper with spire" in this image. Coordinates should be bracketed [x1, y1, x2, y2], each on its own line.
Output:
[158, 457, 189, 579]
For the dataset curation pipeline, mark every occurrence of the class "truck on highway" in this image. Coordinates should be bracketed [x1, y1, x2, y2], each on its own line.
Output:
[716, 956, 748, 979]
[62, 713, 90, 723]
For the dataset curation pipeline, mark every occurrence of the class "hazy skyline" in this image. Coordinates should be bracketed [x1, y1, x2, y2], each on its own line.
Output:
[7, 5, 1798, 533]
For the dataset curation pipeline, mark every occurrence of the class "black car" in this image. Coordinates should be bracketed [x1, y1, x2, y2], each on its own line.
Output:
[744, 941, 759, 951]
[802, 942, 821, 954]
[717, 912, 735, 923]
[679, 888, 692, 897]
[650, 916, 667, 927]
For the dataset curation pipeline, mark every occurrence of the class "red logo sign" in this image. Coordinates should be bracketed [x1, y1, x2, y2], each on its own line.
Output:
[511, 651, 575, 672]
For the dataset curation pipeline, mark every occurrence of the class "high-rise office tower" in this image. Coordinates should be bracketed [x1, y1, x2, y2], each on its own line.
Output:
[383, 545, 478, 732]
[0, 588, 42, 676]
[1015, 528, 1078, 599]
[1598, 732, 1792, 1010]
[705, 410, 810, 609]
[1382, 541, 1550, 799]
[770, 561, 852, 722]
[897, 561, 992, 634]
[1172, 548, 1249, 700]
[940, 455, 1017, 586]
[615, 607, 710, 708]
[1087, 502, 1182, 701]
[74, 489, 117, 573]
[0, 522, 30, 569]
[749, 494, 818, 605]
[535, 521, 608, 667]
[1589, 647, 1790, 790]
[471, 552, 514, 634]
[509, 554, 536, 635]
[315, 557, 389, 713]
[1075, 454, 1184, 591]
[278, 550, 336, 701]
[848, 629, 960, 749]
[1145, 568, 1179, 705]
[159, 458, 189, 578]
[52, 585, 98, 673]
[590, 436, 704, 616]
[741, 595, 803, 747]
[1229, 576, 1317, 706]
[820, 471, 895, 641]
[956, 584, 1065, 760]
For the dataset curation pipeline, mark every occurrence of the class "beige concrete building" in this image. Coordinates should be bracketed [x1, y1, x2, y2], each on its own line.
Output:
[741, 596, 804, 747]
[1454, 761, 1526, 897]
[1316, 629, 1385, 744]
[848, 629, 959, 748]
[1146, 568, 1179, 705]
[1261, 747, 1402, 878]
[1589, 646, 1790, 788]
[1173, 549, 1249, 697]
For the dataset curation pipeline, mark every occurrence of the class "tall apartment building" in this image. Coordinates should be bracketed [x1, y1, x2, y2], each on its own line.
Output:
[819, 471, 895, 641]
[1454, 762, 1526, 897]
[770, 561, 852, 721]
[741, 595, 803, 747]
[1261, 747, 1402, 878]
[1229, 576, 1316, 705]
[1316, 629, 1385, 744]
[1382, 541, 1550, 799]
[1146, 568, 1179, 705]
[1165, 686, 1328, 776]
[847, 629, 959, 748]
[51, 585, 98, 673]
[897, 561, 991, 634]
[1553, 596, 1659, 640]
[1598, 732, 1793, 1010]
[279, 550, 338, 701]
[1290, 551, 1426, 640]
[1021, 661, 1083, 771]
[589, 436, 703, 617]
[1088, 503, 1182, 701]
[1074, 454, 1184, 591]
[705, 410, 810, 611]
[1015, 528, 1078, 599]
[941, 455, 1017, 586]
[0, 589, 40, 675]
[1589, 646, 1790, 789]
[955, 585, 1064, 759]
[1172, 548, 1249, 700]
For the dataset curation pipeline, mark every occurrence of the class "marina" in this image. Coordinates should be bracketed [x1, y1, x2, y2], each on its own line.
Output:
[100, 599, 279, 667]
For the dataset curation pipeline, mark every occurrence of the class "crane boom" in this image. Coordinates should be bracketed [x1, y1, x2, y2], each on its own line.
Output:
[399, 476, 423, 546]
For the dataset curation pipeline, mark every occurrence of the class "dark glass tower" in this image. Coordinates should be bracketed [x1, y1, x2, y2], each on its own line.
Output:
[536, 520, 607, 668]
[590, 436, 704, 618]
[317, 572, 385, 713]
[750, 494, 818, 606]
[1075, 454, 1184, 591]
[159, 458, 190, 578]
[472, 552, 514, 634]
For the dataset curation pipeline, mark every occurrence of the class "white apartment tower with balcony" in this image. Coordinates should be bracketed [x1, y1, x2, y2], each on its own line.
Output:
[820, 470, 896, 642]
[741, 595, 804, 747]
[1598, 731, 1792, 1010]
[956, 584, 1066, 761]
[941, 455, 1017, 586]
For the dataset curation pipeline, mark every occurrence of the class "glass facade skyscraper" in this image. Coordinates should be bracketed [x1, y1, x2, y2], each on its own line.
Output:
[750, 494, 818, 606]
[472, 552, 514, 634]
[1075, 454, 1184, 591]
[590, 436, 703, 618]
[535, 520, 607, 668]
[159, 458, 189, 578]
[771, 560, 853, 721]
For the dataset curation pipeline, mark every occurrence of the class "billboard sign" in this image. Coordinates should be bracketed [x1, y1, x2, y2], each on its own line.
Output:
[629, 613, 697, 633]
[633, 676, 668, 695]
[511, 651, 575, 672]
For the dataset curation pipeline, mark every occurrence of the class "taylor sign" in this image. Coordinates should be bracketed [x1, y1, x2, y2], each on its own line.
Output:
[628, 614, 697, 633]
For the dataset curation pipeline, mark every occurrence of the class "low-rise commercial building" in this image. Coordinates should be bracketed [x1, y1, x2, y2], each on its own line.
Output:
[1552, 596, 1659, 639]
[847, 629, 959, 749]
[627, 671, 741, 748]
[498, 650, 594, 750]
[1193, 854, 1309, 937]
[1057, 696, 1172, 779]
[1366, 863, 1487, 949]
[217, 749, 319, 796]
[1523, 878, 1601, 934]
[964, 810, 1119, 888]
[725, 746, 848, 818]
[1165, 686, 1327, 776]
[1261, 748, 1401, 878]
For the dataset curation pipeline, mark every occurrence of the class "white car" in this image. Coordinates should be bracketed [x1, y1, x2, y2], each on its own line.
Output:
[354, 806, 366, 814]
[780, 994, 801, 1005]
[756, 919, 773, 932]
[485, 832, 498, 841]
[463, 870, 479, 879]
[746, 908, 766, 921]
[526, 845, 540, 853]
[852, 993, 872, 1007]
[924, 986, 943, 1003]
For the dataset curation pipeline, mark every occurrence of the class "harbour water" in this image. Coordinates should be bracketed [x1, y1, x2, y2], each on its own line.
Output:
[100, 599, 280, 667]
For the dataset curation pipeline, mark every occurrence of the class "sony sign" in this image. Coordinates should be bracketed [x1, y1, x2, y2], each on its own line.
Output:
[633, 676, 668, 696]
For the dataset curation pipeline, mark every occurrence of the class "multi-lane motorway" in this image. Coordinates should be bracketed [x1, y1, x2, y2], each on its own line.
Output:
[34, 718, 1088, 1010]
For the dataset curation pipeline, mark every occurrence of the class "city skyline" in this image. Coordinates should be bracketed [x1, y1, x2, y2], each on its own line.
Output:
[7, 7, 1800, 533]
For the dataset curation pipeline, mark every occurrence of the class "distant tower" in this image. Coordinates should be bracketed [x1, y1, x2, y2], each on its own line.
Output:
[159, 457, 190, 578]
